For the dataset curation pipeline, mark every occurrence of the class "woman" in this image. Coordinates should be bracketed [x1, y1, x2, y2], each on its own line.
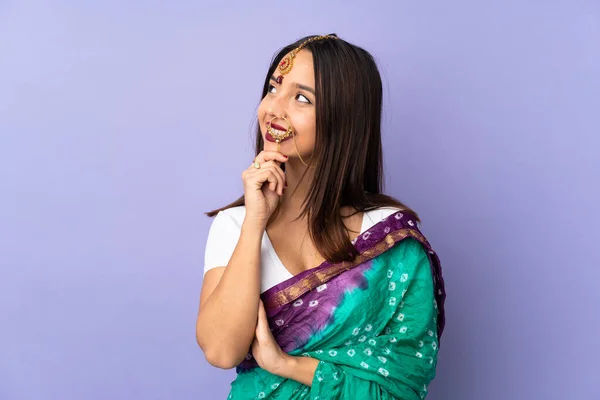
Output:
[196, 34, 446, 399]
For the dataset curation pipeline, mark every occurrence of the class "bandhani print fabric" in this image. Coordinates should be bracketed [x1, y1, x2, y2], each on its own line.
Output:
[227, 211, 446, 399]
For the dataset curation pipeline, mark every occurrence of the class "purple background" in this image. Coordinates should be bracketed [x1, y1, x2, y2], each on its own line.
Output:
[1, 1, 598, 399]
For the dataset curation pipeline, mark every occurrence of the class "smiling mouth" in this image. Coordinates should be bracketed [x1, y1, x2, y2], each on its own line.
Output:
[266, 121, 293, 143]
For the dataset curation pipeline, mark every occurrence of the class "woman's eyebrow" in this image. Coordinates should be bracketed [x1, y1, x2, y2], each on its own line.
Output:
[269, 76, 315, 95]
[295, 83, 315, 95]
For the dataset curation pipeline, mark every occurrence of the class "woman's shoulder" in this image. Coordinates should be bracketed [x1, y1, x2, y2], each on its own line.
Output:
[204, 206, 247, 273]
[218, 205, 246, 222]
[209, 206, 246, 232]
[363, 206, 404, 227]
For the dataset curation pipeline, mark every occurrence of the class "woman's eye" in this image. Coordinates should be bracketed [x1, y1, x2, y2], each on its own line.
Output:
[296, 94, 311, 104]
[268, 84, 276, 93]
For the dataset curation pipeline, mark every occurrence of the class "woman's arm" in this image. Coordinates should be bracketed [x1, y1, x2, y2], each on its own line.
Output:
[196, 217, 265, 369]
[275, 355, 320, 387]
[196, 151, 287, 368]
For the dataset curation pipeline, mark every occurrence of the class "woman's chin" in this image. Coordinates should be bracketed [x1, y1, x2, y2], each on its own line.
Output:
[263, 140, 287, 154]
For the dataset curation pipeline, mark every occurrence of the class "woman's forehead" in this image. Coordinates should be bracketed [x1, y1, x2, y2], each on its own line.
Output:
[279, 50, 314, 82]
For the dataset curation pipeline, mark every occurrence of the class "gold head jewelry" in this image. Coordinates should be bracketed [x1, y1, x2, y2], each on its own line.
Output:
[277, 34, 338, 78]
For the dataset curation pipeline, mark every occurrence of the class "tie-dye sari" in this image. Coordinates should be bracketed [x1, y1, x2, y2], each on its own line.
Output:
[228, 211, 446, 399]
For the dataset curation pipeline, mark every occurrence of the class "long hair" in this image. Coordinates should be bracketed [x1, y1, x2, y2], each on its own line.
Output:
[206, 34, 419, 263]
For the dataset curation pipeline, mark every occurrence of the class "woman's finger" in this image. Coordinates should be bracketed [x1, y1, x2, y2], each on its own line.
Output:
[256, 300, 269, 336]
[250, 166, 283, 195]
[258, 299, 266, 317]
[246, 164, 284, 195]
[261, 170, 279, 193]
[261, 161, 285, 181]
[254, 151, 288, 165]
[259, 162, 285, 194]
[269, 169, 284, 195]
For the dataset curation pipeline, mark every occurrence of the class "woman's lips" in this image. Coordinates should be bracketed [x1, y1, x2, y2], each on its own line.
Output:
[265, 121, 292, 143]
[270, 122, 287, 131]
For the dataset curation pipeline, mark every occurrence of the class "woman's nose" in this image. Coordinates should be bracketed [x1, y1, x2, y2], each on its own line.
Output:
[266, 93, 288, 116]
[267, 103, 287, 119]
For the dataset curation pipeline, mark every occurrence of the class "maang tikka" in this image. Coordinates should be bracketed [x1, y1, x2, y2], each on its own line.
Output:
[275, 34, 338, 84]
[267, 34, 339, 166]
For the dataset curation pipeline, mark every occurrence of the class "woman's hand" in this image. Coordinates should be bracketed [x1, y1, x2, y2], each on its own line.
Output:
[251, 299, 289, 375]
[242, 151, 287, 226]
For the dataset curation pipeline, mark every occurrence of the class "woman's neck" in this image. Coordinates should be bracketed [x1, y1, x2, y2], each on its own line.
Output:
[278, 158, 314, 217]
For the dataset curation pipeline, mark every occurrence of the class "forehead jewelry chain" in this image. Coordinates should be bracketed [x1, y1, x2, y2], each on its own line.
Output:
[275, 34, 338, 83]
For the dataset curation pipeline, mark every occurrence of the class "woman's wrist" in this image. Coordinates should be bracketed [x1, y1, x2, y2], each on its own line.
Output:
[242, 217, 267, 234]
[269, 354, 320, 387]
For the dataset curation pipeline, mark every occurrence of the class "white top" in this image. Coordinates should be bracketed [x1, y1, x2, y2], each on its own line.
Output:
[203, 206, 401, 293]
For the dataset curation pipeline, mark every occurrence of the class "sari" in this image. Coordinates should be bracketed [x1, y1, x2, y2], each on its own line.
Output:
[227, 210, 446, 399]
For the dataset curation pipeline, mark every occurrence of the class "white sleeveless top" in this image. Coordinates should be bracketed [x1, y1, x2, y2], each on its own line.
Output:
[203, 206, 401, 293]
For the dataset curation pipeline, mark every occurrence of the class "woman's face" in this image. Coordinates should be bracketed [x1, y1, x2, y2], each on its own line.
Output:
[257, 50, 316, 160]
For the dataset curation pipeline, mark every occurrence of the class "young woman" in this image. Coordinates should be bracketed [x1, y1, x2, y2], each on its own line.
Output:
[196, 34, 446, 399]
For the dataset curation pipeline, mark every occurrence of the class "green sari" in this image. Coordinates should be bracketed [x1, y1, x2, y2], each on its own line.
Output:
[228, 211, 446, 399]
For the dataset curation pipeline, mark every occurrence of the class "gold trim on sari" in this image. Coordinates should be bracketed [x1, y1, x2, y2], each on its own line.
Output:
[264, 228, 429, 310]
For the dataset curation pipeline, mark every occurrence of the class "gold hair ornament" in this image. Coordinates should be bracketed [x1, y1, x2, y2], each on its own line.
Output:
[277, 35, 338, 79]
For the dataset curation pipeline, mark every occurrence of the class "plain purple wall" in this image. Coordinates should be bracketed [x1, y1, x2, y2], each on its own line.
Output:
[1, 1, 598, 399]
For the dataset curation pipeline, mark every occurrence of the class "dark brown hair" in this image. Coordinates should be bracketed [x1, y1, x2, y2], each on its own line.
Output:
[207, 34, 419, 263]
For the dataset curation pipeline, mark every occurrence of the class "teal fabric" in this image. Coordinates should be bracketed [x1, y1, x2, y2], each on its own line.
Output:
[228, 238, 439, 399]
